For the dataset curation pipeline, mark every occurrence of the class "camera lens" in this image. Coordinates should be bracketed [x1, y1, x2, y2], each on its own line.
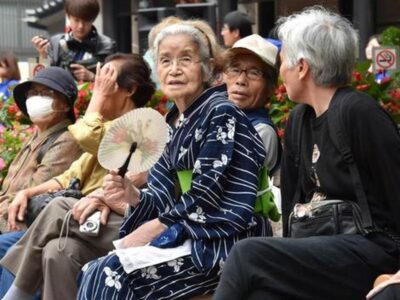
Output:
[85, 221, 97, 231]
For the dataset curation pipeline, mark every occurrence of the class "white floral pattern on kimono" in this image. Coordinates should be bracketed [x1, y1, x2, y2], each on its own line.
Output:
[188, 206, 207, 223]
[167, 258, 184, 272]
[141, 266, 161, 280]
[104, 267, 122, 290]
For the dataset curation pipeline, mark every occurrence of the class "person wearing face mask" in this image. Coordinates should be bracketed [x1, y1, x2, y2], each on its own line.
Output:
[0, 53, 154, 300]
[0, 66, 82, 232]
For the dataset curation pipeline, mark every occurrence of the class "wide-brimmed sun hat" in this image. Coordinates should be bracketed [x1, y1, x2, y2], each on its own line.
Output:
[14, 66, 78, 121]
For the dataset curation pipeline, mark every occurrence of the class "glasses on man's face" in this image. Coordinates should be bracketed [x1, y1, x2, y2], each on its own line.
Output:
[158, 56, 201, 69]
[224, 66, 264, 81]
[26, 88, 56, 98]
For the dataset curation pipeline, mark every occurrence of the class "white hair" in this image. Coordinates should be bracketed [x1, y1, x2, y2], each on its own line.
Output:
[153, 23, 212, 81]
[277, 6, 359, 87]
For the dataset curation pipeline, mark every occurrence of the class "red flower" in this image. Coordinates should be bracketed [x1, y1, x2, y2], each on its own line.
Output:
[78, 90, 87, 99]
[160, 95, 169, 104]
[7, 104, 19, 115]
[352, 71, 362, 82]
[277, 128, 285, 139]
[278, 84, 286, 93]
[74, 107, 79, 119]
[356, 84, 370, 91]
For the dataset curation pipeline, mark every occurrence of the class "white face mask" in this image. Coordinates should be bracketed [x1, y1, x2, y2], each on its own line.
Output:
[26, 96, 54, 120]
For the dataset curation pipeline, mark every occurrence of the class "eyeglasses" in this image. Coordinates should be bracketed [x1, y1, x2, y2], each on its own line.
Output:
[224, 66, 264, 80]
[26, 89, 56, 98]
[158, 56, 202, 69]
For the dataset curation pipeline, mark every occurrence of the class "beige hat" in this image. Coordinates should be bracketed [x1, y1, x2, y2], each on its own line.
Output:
[228, 34, 278, 68]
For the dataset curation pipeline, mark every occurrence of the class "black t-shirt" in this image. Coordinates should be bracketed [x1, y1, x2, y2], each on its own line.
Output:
[302, 111, 355, 202]
[281, 87, 400, 236]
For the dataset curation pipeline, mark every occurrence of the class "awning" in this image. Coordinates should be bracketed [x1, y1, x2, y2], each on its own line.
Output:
[24, 0, 64, 30]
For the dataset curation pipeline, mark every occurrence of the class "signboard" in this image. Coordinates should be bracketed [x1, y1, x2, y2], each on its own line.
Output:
[372, 47, 399, 72]
[28, 57, 50, 79]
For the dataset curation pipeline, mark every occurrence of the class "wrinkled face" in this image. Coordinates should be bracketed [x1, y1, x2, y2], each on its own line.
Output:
[156, 34, 205, 105]
[279, 48, 301, 103]
[26, 83, 69, 122]
[223, 53, 269, 110]
[221, 25, 240, 47]
[67, 15, 93, 41]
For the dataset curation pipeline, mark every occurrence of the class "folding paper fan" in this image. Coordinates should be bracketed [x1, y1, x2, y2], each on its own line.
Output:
[98, 108, 169, 176]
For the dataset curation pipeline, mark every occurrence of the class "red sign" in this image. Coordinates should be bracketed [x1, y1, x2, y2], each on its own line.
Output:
[373, 47, 398, 71]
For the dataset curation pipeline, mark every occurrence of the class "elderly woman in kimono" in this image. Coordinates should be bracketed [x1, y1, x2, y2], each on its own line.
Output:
[77, 21, 272, 299]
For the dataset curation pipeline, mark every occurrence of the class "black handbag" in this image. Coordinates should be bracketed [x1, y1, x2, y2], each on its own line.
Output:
[288, 199, 368, 238]
[25, 178, 82, 226]
[287, 93, 374, 238]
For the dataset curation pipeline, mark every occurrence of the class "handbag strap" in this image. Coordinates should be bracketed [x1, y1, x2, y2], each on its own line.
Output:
[291, 89, 373, 231]
[327, 89, 373, 230]
[36, 127, 67, 165]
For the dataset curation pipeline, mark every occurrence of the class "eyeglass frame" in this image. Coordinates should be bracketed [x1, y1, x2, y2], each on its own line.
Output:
[26, 88, 57, 99]
[157, 55, 203, 69]
[223, 65, 265, 81]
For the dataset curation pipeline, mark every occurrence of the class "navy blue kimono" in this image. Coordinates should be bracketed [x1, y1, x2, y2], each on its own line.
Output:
[77, 86, 272, 299]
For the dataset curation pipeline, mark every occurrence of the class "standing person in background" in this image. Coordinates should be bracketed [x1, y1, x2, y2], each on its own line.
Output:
[221, 10, 253, 48]
[0, 52, 20, 102]
[31, 0, 115, 82]
[213, 6, 400, 300]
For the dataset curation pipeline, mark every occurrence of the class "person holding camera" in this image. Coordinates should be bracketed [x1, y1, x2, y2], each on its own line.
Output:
[31, 0, 115, 82]
[0, 53, 154, 300]
[213, 7, 400, 300]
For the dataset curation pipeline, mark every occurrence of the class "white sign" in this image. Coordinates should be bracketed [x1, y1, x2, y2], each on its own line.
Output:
[372, 47, 399, 72]
[27, 57, 50, 80]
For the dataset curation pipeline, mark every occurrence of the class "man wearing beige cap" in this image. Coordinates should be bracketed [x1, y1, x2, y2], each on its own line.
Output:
[223, 34, 281, 178]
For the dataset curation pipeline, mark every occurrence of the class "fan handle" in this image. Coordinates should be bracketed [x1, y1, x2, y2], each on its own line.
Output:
[118, 142, 137, 177]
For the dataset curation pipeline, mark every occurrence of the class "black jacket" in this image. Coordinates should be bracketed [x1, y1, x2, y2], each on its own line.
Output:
[48, 26, 115, 70]
[281, 87, 400, 236]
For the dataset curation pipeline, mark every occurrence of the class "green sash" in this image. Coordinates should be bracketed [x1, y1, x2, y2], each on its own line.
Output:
[176, 167, 280, 221]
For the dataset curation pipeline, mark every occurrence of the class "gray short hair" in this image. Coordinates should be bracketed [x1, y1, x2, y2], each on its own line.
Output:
[153, 23, 212, 81]
[277, 6, 359, 87]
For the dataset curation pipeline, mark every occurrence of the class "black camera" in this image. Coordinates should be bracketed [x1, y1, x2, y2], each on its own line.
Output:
[72, 57, 99, 72]
[58, 38, 100, 72]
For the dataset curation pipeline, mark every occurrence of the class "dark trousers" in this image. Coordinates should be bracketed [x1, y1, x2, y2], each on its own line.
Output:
[213, 234, 398, 300]
[371, 284, 400, 300]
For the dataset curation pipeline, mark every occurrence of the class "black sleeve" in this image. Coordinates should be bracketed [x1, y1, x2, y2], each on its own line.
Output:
[281, 105, 305, 236]
[345, 93, 400, 232]
[48, 35, 61, 66]
[96, 34, 116, 58]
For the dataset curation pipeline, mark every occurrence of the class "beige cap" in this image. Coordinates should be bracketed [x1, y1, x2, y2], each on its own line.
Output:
[229, 34, 278, 68]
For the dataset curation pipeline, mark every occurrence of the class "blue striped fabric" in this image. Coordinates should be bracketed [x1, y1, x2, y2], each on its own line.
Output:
[78, 85, 272, 299]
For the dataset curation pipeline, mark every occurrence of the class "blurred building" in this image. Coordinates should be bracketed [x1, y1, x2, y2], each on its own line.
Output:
[0, 0, 398, 62]
[134, 0, 400, 60]
[0, 0, 48, 60]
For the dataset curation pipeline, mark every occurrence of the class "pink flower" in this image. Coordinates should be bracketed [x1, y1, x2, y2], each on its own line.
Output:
[0, 158, 6, 171]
